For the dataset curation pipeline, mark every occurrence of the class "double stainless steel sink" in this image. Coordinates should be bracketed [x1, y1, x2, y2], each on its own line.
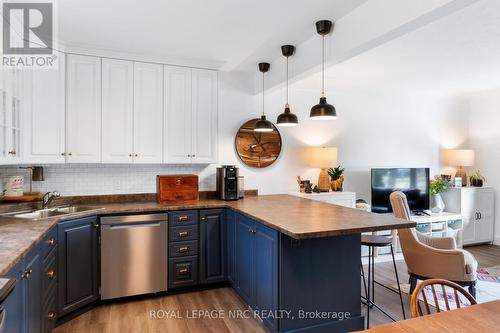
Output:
[1, 206, 100, 220]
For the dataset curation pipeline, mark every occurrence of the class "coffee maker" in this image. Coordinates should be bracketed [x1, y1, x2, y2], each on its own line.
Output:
[216, 166, 239, 200]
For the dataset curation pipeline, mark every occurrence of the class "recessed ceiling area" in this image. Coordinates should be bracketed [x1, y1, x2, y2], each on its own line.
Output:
[294, 0, 500, 95]
[57, 0, 366, 70]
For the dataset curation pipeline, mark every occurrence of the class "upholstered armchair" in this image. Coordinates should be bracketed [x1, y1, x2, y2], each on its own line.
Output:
[389, 191, 478, 297]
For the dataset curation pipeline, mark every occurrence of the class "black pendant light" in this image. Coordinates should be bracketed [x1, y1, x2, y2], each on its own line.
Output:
[310, 20, 336, 120]
[254, 62, 274, 132]
[276, 45, 298, 127]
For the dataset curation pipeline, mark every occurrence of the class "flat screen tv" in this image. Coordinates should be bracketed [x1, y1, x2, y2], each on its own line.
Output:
[371, 168, 430, 214]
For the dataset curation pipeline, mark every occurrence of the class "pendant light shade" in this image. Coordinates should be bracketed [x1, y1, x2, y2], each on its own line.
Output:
[254, 62, 274, 132]
[310, 20, 336, 120]
[254, 114, 274, 132]
[277, 45, 298, 127]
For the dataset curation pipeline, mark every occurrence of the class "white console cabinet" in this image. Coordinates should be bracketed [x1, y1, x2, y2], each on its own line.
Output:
[441, 187, 495, 246]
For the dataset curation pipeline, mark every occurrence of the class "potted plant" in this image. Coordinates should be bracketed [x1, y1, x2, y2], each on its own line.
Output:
[470, 170, 486, 187]
[328, 166, 345, 192]
[429, 177, 449, 213]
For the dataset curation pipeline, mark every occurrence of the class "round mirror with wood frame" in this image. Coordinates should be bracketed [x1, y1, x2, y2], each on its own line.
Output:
[235, 118, 282, 168]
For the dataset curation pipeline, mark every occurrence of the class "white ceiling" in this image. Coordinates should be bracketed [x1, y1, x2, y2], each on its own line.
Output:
[57, 0, 366, 71]
[295, 0, 500, 95]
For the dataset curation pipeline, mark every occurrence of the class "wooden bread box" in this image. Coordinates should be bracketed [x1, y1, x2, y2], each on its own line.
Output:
[156, 175, 199, 202]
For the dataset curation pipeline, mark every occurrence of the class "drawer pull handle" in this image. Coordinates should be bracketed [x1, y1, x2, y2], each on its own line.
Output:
[179, 231, 189, 237]
[179, 268, 189, 274]
[47, 270, 56, 279]
[179, 246, 189, 253]
[47, 238, 55, 246]
[178, 215, 189, 222]
[47, 312, 56, 320]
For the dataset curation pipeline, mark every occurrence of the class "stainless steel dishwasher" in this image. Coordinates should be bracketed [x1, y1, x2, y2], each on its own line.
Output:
[100, 213, 168, 300]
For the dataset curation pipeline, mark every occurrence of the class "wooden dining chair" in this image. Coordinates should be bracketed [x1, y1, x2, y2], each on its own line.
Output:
[410, 278, 477, 317]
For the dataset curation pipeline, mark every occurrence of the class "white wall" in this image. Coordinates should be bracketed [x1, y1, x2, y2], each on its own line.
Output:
[467, 89, 500, 243]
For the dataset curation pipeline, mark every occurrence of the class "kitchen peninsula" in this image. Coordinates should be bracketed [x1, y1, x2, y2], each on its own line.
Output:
[0, 194, 414, 333]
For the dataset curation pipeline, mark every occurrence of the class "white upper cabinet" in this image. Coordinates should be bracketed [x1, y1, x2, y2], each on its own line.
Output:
[0, 67, 22, 165]
[23, 52, 66, 163]
[66, 54, 102, 163]
[133, 62, 163, 163]
[163, 65, 192, 163]
[163, 66, 218, 164]
[101, 59, 134, 163]
[191, 69, 218, 163]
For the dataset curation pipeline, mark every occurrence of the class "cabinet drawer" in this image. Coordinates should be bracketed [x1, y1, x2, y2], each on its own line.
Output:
[169, 225, 198, 242]
[168, 256, 198, 288]
[169, 210, 199, 227]
[41, 227, 57, 259]
[42, 293, 57, 333]
[42, 251, 57, 298]
[169, 240, 198, 258]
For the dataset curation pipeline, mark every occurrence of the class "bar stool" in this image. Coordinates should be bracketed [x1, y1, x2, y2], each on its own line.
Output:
[361, 234, 406, 328]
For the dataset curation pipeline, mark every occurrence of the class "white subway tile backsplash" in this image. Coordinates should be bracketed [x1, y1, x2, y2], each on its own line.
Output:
[0, 164, 216, 196]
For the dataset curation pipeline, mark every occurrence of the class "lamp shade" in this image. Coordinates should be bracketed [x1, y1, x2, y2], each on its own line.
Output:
[443, 149, 475, 167]
[308, 147, 338, 168]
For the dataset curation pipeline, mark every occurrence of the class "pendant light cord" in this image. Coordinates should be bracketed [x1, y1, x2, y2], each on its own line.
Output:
[262, 71, 265, 116]
[286, 56, 289, 106]
[321, 35, 325, 97]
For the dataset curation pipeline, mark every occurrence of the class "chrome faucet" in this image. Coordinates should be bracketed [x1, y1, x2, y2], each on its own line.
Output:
[42, 191, 60, 209]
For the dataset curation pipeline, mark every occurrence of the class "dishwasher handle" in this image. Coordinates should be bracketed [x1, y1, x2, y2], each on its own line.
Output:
[108, 222, 162, 230]
[101, 213, 168, 225]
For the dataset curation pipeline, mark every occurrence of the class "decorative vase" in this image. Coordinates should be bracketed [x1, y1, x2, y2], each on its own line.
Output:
[431, 193, 445, 213]
[330, 177, 344, 192]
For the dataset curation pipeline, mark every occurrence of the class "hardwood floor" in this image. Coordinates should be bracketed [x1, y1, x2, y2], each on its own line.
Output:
[55, 245, 500, 333]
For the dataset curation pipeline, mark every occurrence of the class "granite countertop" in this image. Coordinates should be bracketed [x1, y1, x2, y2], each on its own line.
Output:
[0, 194, 414, 276]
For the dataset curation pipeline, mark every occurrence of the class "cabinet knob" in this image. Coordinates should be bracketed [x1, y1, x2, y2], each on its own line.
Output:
[47, 238, 55, 246]
[179, 231, 189, 237]
[47, 312, 56, 320]
[8, 150, 16, 155]
[178, 215, 189, 222]
[201, 217, 206, 221]
[93, 224, 100, 229]
[129, 154, 133, 157]
[68, 152, 72, 156]
[187, 154, 191, 157]
[192, 154, 195, 157]
[178, 246, 189, 253]
[22, 268, 33, 279]
[179, 268, 189, 274]
[61, 152, 66, 156]
[134, 153, 138, 157]
[46, 270, 56, 279]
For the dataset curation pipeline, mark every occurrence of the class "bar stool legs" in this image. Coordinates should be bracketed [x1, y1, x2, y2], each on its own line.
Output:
[362, 244, 406, 329]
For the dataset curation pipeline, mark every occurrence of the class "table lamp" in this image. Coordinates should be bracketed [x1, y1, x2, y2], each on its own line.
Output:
[443, 149, 474, 186]
[308, 147, 337, 192]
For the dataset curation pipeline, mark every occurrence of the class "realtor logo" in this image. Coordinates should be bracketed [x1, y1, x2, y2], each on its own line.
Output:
[2, 1, 57, 68]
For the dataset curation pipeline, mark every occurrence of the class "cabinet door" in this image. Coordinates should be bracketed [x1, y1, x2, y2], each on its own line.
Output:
[475, 189, 494, 243]
[0, 67, 22, 164]
[254, 222, 278, 331]
[23, 53, 66, 163]
[102, 59, 134, 163]
[57, 216, 99, 317]
[462, 218, 476, 246]
[191, 69, 217, 163]
[226, 209, 235, 285]
[23, 247, 42, 333]
[200, 209, 226, 284]
[3, 262, 23, 333]
[66, 54, 101, 162]
[133, 62, 163, 163]
[234, 214, 255, 306]
[163, 65, 191, 163]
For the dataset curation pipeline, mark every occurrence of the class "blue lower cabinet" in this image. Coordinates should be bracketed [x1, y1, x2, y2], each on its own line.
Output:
[234, 214, 255, 306]
[254, 222, 278, 331]
[199, 209, 226, 284]
[22, 245, 43, 333]
[3, 261, 24, 333]
[57, 216, 99, 317]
